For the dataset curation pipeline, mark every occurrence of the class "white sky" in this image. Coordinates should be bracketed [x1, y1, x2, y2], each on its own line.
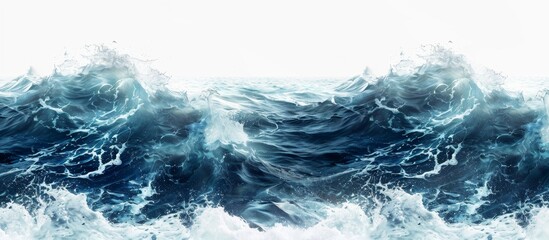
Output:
[1, 0, 548, 78]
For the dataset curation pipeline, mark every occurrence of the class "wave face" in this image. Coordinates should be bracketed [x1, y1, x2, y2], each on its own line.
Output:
[0, 46, 548, 239]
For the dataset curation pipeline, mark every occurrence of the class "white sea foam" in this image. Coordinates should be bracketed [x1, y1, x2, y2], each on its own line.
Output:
[0, 188, 189, 240]
[203, 92, 248, 149]
[1, 188, 547, 240]
[191, 189, 549, 240]
[204, 111, 248, 148]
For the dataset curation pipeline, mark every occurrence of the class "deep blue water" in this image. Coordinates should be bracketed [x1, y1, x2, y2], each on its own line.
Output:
[0, 47, 548, 239]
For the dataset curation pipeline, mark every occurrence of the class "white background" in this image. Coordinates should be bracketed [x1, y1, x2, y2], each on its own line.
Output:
[1, 0, 548, 79]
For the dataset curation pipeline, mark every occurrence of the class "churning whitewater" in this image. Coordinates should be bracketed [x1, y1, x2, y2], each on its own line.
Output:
[0, 46, 548, 240]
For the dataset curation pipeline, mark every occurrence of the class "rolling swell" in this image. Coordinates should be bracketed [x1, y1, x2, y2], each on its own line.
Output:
[0, 47, 548, 239]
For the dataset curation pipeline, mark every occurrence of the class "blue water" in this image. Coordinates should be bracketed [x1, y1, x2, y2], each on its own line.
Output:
[0, 47, 548, 239]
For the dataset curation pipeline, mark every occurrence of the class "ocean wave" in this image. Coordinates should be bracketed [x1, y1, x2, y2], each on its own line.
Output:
[0, 45, 548, 239]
